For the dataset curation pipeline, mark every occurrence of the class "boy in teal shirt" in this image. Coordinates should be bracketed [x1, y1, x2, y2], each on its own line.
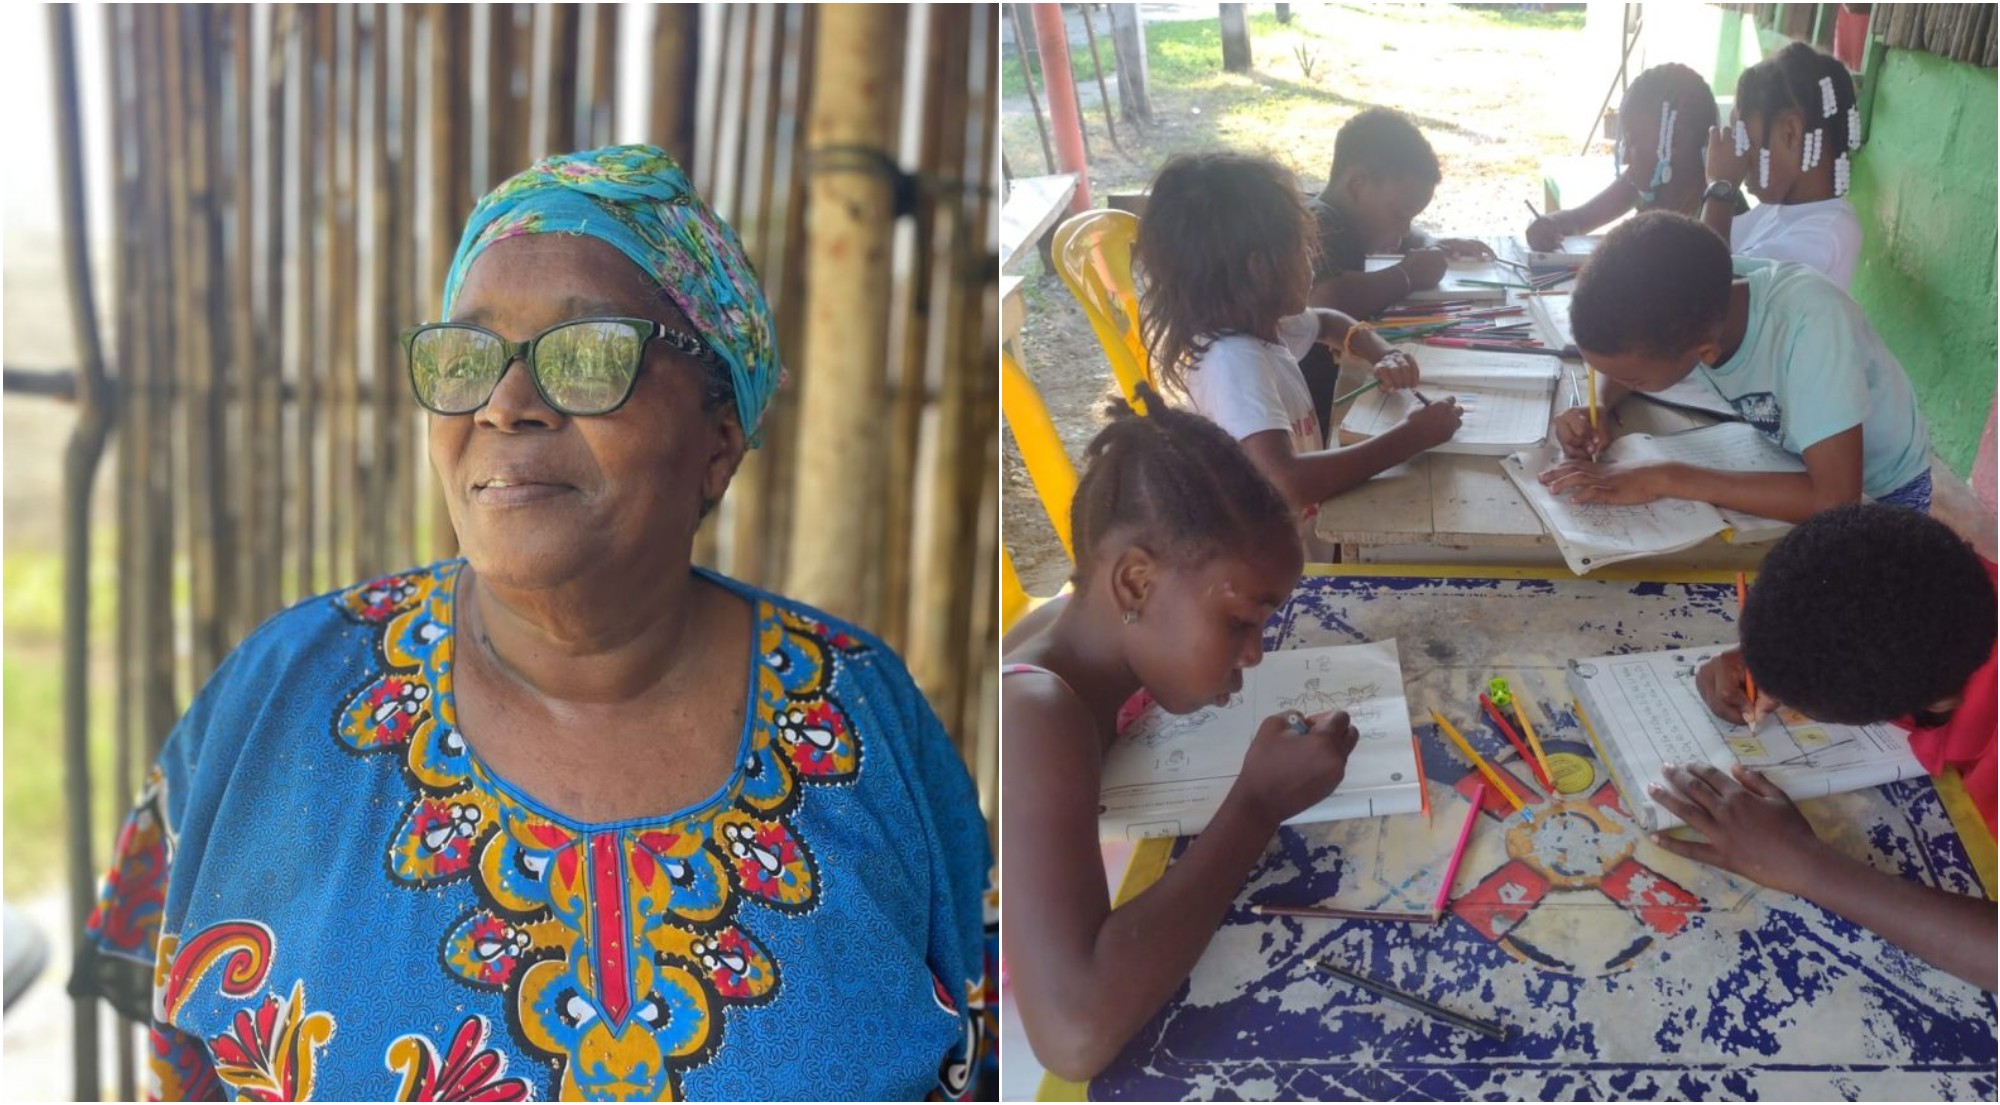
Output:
[1542, 211, 1931, 517]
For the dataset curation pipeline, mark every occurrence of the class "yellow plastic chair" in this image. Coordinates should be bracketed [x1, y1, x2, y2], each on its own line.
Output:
[1000, 347, 1079, 635]
[1051, 209, 1155, 410]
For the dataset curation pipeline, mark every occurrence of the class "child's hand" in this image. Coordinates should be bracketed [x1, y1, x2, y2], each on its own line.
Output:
[1433, 237, 1495, 261]
[1695, 649, 1782, 726]
[1704, 122, 1750, 187]
[1647, 763, 1823, 896]
[1399, 395, 1462, 449]
[1401, 248, 1449, 290]
[1371, 349, 1420, 392]
[1232, 710, 1361, 830]
[1524, 216, 1567, 253]
[1537, 458, 1672, 504]
[1552, 406, 1613, 460]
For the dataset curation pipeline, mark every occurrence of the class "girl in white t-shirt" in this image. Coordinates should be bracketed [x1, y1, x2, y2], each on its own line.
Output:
[1135, 153, 1461, 527]
[1699, 42, 1866, 288]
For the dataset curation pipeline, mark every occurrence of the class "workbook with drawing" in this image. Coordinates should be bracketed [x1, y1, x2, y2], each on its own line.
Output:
[1568, 646, 1925, 832]
[1500, 421, 1805, 574]
[1099, 639, 1422, 841]
[1364, 255, 1509, 304]
[1337, 345, 1561, 456]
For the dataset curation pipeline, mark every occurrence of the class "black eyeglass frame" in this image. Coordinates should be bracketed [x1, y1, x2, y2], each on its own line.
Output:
[400, 315, 715, 417]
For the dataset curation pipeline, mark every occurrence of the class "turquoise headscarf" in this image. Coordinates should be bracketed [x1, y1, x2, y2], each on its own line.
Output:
[441, 144, 783, 445]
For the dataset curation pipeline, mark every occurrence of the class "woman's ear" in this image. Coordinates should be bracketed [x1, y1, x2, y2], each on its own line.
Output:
[701, 398, 750, 511]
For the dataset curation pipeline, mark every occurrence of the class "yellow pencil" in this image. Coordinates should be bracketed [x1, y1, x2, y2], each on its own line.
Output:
[1512, 699, 1553, 785]
[1428, 708, 1526, 813]
[1586, 363, 1600, 461]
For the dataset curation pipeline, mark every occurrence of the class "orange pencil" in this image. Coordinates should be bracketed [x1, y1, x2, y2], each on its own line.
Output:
[1410, 730, 1432, 824]
[1736, 572, 1761, 730]
[1428, 708, 1528, 813]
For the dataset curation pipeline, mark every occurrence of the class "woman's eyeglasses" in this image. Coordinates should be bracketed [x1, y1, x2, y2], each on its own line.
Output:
[401, 316, 712, 417]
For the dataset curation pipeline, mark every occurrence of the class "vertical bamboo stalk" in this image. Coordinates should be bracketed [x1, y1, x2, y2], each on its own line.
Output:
[429, 3, 471, 561]
[724, 4, 785, 584]
[485, 3, 520, 186]
[547, 2, 581, 154]
[187, 5, 231, 686]
[51, 8, 113, 1097]
[784, 4, 905, 619]
[133, 3, 176, 756]
[586, 3, 619, 147]
[370, 4, 402, 578]
[650, 5, 699, 166]
[331, 5, 361, 587]
[293, 6, 322, 597]
[229, 6, 259, 639]
[759, 4, 816, 589]
[257, 5, 290, 617]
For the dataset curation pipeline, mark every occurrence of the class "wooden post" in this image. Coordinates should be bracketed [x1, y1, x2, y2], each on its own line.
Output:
[784, 3, 905, 620]
[1220, 4, 1252, 72]
[1079, 3, 1124, 156]
[1031, 3, 1091, 212]
[1109, 3, 1153, 125]
[650, 5, 700, 167]
[1007, 3, 1056, 175]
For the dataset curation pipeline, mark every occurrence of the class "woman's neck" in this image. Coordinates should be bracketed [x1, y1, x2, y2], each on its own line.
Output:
[459, 560, 709, 706]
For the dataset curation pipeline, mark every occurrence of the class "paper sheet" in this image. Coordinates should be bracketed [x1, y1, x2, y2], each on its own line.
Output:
[1338, 345, 1559, 456]
[1099, 639, 1421, 840]
[1501, 444, 1727, 574]
[1635, 423, 1805, 541]
[1524, 292, 1576, 355]
[1364, 255, 1509, 303]
[1568, 646, 1923, 831]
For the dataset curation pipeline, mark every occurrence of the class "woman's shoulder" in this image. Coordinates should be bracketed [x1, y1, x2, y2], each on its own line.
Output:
[227, 560, 461, 668]
[702, 568, 921, 692]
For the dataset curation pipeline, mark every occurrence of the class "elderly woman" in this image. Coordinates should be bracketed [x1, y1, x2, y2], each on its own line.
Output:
[76, 146, 991, 1101]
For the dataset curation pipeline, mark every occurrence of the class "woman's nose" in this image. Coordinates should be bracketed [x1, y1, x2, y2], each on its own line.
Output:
[475, 355, 562, 430]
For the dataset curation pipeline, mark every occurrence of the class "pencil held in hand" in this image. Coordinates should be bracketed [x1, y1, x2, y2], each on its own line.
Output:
[1735, 573, 1761, 730]
[1585, 364, 1601, 461]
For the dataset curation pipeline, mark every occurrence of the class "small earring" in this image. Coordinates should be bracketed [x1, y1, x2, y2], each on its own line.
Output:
[1123, 609, 1139, 625]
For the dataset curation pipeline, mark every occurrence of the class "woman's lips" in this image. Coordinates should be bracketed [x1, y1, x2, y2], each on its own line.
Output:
[471, 479, 571, 507]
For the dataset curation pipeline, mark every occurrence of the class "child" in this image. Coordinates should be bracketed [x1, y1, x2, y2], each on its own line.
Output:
[1136, 152, 1463, 551]
[1541, 211, 1931, 518]
[1305, 106, 1498, 323]
[1524, 63, 1719, 249]
[1001, 389, 1364, 1079]
[1698, 42, 1865, 288]
[1651, 503, 1995, 991]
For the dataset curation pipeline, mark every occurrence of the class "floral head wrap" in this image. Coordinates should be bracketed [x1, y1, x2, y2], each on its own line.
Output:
[441, 144, 782, 445]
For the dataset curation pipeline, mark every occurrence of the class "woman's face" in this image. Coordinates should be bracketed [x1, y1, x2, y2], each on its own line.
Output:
[427, 234, 746, 591]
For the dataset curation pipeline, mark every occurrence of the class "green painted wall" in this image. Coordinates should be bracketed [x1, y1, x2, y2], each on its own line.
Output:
[1845, 48, 1999, 476]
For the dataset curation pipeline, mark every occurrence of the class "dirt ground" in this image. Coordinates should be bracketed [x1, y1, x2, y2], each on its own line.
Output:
[1003, 4, 1603, 595]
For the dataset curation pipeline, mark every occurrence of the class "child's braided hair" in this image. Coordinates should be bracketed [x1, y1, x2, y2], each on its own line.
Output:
[1068, 382, 1299, 587]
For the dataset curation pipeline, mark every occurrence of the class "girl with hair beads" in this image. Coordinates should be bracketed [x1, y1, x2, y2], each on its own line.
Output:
[1524, 63, 1719, 250]
[1001, 388, 1363, 1080]
[1136, 153, 1461, 555]
[1699, 42, 1866, 288]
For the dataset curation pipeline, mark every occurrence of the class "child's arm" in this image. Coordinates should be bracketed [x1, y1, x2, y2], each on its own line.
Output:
[1001, 683, 1362, 1080]
[1539, 424, 1864, 522]
[1309, 309, 1418, 391]
[1650, 762, 1997, 992]
[1698, 123, 1752, 242]
[1309, 250, 1449, 320]
[1240, 407, 1461, 511]
[1524, 179, 1641, 250]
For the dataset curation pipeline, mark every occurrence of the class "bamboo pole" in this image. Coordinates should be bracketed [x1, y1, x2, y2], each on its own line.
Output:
[133, 4, 176, 757]
[395, 4, 421, 565]
[724, 4, 784, 584]
[51, 6, 112, 1096]
[256, 5, 290, 619]
[784, 4, 906, 619]
[294, 5, 323, 597]
[428, 3, 471, 562]
[545, 2, 581, 155]
[586, 3, 619, 147]
[650, 4, 700, 166]
[327, 5, 358, 589]
[184, 6, 230, 686]
[228, 6, 258, 640]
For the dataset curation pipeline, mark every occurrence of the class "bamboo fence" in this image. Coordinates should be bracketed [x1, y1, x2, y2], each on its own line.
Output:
[47, 5, 1000, 1097]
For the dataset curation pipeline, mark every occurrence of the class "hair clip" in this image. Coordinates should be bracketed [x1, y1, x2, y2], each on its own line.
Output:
[1847, 106, 1862, 149]
[1802, 129, 1819, 172]
[1820, 76, 1838, 118]
[1732, 119, 1750, 157]
[1758, 148, 1771, 189]
[1834, 152, 1851, 197]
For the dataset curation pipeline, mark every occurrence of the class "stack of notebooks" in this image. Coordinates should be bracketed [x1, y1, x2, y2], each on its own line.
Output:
[1570, 646, 1925, 831]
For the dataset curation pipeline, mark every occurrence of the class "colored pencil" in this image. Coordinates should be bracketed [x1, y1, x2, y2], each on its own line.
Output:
[1525, 199, 1543, 220]
[1586, 363, 1601, 461]
[1314, 957, 1509, 1041]
[1410, 730, 1432, 823]
[1332, 378, 1381, 407]
[1737, 572, 1762, 730]
[1432, 782, 1486, 917]
[1480, 693, 1551, 790]
[1411, 389, 1434, 407]
[1422, 338, 1565, 356]
[1512, 699, 1553, 786]
[1428, 709, 1526, 812]
[1252, 904, 1437, 923]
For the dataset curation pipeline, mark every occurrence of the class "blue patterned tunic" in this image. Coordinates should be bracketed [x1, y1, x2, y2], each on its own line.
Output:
[80, 561, 993, 1100]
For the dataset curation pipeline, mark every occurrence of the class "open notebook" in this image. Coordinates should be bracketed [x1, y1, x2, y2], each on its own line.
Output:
[1099, 639, 1422, 841]
[1500, 422, 1805, 574]
[1337, 345, 1561, 456]
[1568, 646, 1925, 832]
[1518, 233, 1602, 270]
[1364, 255, 1509, 304]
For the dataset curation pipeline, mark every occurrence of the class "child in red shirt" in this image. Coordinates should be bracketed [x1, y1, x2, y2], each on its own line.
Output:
[1654, 503, 1995, 990]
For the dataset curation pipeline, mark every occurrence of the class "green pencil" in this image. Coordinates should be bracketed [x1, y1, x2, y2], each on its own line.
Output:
[1332, 378, 1381, 406]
